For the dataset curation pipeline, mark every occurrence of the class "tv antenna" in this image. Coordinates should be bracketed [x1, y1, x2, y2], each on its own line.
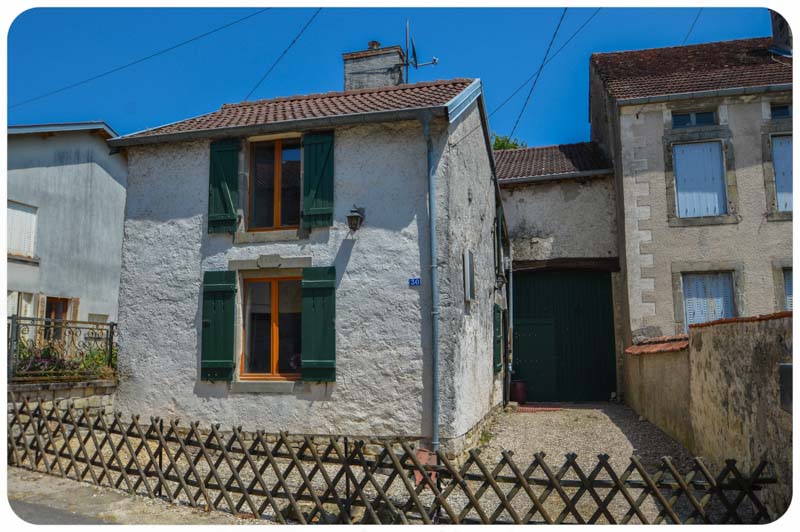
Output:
[405, 19, 439, 82]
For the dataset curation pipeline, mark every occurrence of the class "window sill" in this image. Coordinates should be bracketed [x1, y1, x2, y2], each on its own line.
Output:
[234, 228, 308, 244]
[667, 214, 738, 228]
[7, 254, 40, 266]
[767, 211, 793, 222]
[230, 380, 300, 394]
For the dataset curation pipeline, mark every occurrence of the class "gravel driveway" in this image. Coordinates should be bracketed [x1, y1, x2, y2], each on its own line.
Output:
[472, 402, 697, 523]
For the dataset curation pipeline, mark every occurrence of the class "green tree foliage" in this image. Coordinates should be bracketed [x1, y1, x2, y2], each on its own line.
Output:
[492, 132, 528, 150]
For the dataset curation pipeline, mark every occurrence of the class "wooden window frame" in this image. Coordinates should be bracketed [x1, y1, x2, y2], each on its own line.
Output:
[239, 276, 302, 381]
[247, 139, 301, 232]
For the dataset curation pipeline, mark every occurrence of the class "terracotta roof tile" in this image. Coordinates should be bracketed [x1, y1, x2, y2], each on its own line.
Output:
[592, 37, 792, 101]
[121, 78, 474, 141]
[624, 334, 689, 355]
[495, 142, 611, 181]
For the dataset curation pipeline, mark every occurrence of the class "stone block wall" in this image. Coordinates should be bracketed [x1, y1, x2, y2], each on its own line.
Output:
[8, 379, 117, 421]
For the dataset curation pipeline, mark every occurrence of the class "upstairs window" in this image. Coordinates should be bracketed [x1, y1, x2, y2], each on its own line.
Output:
[7, 201, 37, 258]
[772, 135, 793, 212]
[771, 104, 792, 119]
[249, 139, 301, 230]
[682, 272, 736, 329]
[672, 111, 716, 129]
[672, 141, 727, 218]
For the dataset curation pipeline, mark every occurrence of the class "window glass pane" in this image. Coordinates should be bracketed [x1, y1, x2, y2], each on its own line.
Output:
[694, 111, 715, 126]
[250, 142, 275, 228]
[44, 298, 69, 340]
[277, 280, 302, 374]
[281, 140, 301, 226]
[673, 142, 727, 218]
[772, 104, 791, 119]
[244, 281, 271, 374]
[682, 272, 736, 329]
[8, 201, 37, 257]
[784, 269, 793, 311]
[672, 113, 692, 128]
[772, 135, 793, 212]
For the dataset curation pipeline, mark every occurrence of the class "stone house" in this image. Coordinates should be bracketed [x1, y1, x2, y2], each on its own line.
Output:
[7, 122, 128, 324]
[498, 31, 792, 403]
[107, 42, 510, 453]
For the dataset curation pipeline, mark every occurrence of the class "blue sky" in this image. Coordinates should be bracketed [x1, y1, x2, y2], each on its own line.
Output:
[8, 7, 771, 146]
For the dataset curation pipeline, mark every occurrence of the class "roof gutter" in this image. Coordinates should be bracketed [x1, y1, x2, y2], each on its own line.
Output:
[617, 82, 793, 107]
[108, 106, 448, 148]
[498, 168, 613, 186]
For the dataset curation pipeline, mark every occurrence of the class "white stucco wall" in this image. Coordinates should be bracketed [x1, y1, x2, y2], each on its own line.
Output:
[438, 105, 504, 440]
[618, 94, 793, 336]
[115, 107, 499, 441]
[7, 131, 128, 321]
[500, 176, 618, 261]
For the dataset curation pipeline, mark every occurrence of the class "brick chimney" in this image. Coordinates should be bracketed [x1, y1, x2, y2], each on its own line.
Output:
[770, 10, 792, 56]
[342, 41, 406, 90]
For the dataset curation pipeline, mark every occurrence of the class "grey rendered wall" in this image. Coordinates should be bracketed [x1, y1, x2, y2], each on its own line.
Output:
[688, 315, 792, 518]
[500, 176, 617, 261]
[617, 94, 793, 338]
[7, 131, 128, 321]
[437, 103, 503, 443]
[116, 119, 447, 438]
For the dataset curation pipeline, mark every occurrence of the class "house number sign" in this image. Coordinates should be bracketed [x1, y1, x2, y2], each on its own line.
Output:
[408, 278, 422, 287]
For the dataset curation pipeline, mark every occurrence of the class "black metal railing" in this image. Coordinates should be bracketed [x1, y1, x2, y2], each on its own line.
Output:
[7, 316, 117, 383]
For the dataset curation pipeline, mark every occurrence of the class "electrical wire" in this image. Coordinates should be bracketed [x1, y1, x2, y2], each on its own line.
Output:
[681, 8, 703, 46]
[451, 8, 602, 147]
[508, 8, 568, 138]
[243, 8, 322, 101]
[9, 8, 271, 109]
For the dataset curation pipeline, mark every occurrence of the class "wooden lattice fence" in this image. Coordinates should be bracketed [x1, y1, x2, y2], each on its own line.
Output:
[7, 394, 779, 524]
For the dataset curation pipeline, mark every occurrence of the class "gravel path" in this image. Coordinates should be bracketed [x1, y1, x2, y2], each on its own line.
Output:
[473, 402, 696, 523]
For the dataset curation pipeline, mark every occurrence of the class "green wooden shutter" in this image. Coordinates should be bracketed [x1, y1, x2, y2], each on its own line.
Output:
[208, 139, 240, 233]
[201, 271, 236, 381]
[493, 304, 503, 374]
[301, 266, 336, 381]
[302, 132, 334, 228]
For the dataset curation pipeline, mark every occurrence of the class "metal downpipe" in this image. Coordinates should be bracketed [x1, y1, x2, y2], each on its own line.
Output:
[421, 114, 440, 452]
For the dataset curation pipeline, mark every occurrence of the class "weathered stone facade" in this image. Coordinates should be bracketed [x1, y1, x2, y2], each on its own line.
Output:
[114, 101, 503, 452]
[624, 313, 792, 518]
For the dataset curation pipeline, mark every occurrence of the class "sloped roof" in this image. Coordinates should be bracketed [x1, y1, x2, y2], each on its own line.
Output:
[495, 142, 611, 182]
[112, 78, 474, 145]
[8, 121, 118, 139]
[591, 37, 792, 101]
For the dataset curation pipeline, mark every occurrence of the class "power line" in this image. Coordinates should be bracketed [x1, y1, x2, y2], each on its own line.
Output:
[508, 8, 568, 138]
[452, 8, 602, 147]
[490, 8, 602, 122]
[243, 8, 323, 101]
[681, 8, 703, 45]
[10, 8, 271, 109]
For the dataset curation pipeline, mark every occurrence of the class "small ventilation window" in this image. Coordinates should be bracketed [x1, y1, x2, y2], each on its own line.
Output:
[672, 111, 716, 129]
[771, 104, 792, 119]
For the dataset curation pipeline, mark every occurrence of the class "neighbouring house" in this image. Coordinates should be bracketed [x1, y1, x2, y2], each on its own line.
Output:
[107, 41, 510, 454]
[7, 122, 128, 325]
[498, 17, 792, 404]
[496, 143, 622, 402]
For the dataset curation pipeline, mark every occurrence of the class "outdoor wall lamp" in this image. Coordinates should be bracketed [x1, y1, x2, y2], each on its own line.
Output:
[347, 206, 365, 232]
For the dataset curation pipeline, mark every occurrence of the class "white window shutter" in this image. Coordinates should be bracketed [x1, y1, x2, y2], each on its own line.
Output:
[772, 135, 793, 212]
[7, 201, 37, 257]
[673, 142, 727, 218]
[683, 272, 736, 329]
[784, 269, 793, 311]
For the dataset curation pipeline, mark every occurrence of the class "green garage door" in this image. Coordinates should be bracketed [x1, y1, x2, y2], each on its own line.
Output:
[513, 269, 616, 402]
